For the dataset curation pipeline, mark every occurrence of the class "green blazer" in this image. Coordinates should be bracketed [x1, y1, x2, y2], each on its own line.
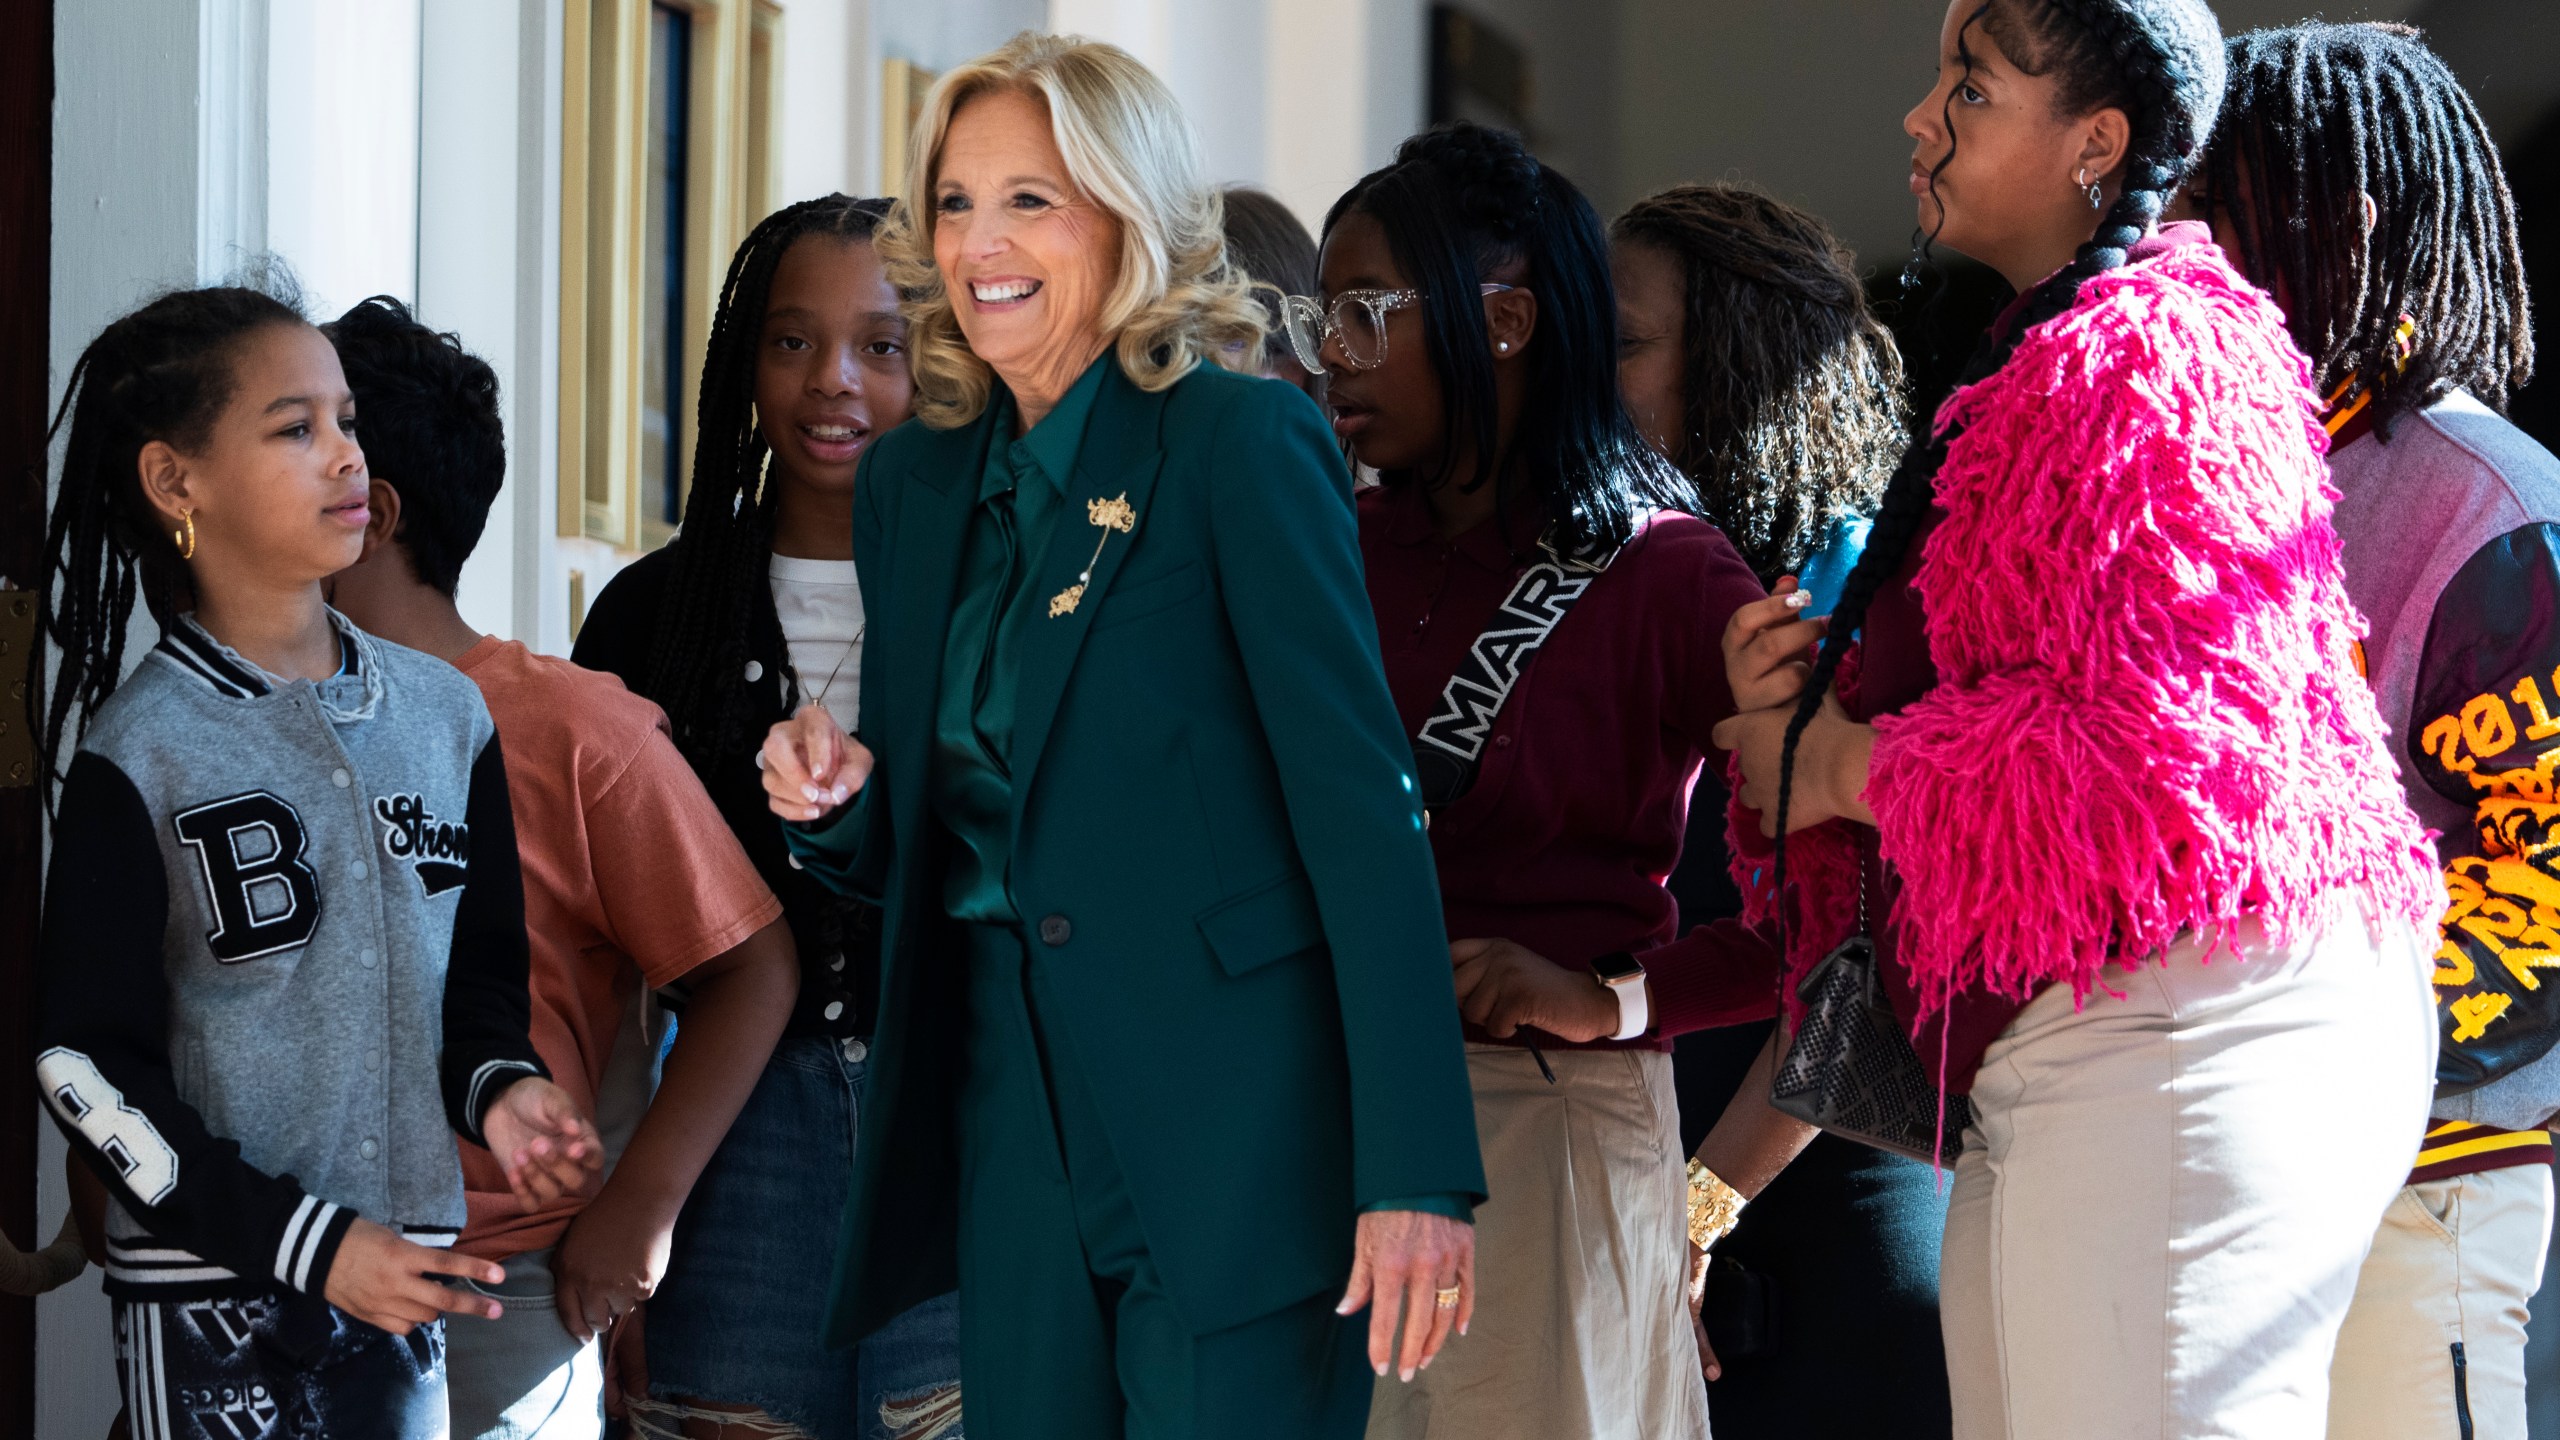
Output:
[793, 357, 1486, 1345]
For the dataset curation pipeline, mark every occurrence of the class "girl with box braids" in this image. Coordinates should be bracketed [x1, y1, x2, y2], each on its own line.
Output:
[37, 281, 306, 804]
[642, 194, 891, 774]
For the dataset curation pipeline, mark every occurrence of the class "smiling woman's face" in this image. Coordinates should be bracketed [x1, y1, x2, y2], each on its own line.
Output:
[931, 87, 1123, 398]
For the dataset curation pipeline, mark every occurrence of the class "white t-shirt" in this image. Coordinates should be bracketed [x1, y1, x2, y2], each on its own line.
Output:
[769, 554, 865, 726]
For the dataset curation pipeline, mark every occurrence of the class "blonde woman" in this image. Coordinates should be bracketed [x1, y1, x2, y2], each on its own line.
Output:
[754, 33, 1485, 1439]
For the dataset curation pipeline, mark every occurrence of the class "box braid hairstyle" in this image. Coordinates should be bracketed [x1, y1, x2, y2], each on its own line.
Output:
[642, 194, 892, 774]
[1610, 184, 1910, 584]
[1770, 0, 2224, 880]
[37, 282, 308, 807]
[1322, 122, 1697, 558]
[2200, 22, 2533, 440]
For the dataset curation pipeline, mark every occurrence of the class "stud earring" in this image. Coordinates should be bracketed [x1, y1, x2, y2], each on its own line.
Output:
[1497, 341, 1510, 353]
[174, 507, 196, 560]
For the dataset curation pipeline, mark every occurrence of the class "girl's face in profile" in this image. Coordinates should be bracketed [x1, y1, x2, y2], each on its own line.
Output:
[756, 235, 912, 499]
[145, 320, 371, 587]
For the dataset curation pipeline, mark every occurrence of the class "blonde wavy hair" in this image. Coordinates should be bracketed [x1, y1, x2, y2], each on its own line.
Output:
[880, 32, 1268, 429]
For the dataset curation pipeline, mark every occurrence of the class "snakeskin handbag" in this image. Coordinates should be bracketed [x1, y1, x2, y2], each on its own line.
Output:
[1768, 848, 1971, 1167]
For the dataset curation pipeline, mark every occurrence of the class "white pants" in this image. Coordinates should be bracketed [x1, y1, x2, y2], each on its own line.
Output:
[1941, 906, 2436, 1440]
[1367, 1045, 1707, 1440]
[2328, 1163, 2555, 1440]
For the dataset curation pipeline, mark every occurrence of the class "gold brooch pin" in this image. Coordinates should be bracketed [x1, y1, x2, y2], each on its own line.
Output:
[1049, 492, 1137, 617]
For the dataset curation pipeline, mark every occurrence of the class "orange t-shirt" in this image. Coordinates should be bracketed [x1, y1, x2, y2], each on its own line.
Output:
[453, 637, 783, 1259]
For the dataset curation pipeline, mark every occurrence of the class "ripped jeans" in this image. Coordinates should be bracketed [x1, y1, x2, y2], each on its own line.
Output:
[643, 1033, 964, 1440]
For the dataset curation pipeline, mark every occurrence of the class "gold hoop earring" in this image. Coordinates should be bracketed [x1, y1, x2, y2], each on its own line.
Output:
[174, 508, 196, 561]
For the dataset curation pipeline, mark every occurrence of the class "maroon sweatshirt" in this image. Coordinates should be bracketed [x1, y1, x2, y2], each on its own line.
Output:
[1359, 481, 1782, 1052]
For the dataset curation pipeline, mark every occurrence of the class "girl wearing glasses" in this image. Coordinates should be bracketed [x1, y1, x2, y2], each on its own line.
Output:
[1300, 122, 1775, 1440]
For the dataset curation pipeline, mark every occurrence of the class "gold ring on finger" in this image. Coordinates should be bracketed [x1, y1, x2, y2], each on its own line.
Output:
[1434, 1286, 1461, 1310]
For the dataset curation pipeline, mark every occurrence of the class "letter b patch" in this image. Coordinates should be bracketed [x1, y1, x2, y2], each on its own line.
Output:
[173, 792, 321, 962]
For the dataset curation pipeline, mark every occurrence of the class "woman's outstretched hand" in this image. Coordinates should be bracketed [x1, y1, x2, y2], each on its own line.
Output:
[1338, 1209, 1476, 1383]
[1722, 576, 1829, 716]
[760, 704, 875, 821]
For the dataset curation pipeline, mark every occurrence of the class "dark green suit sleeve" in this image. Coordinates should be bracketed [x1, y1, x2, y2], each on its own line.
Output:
[1204, 382, 1486, 1209]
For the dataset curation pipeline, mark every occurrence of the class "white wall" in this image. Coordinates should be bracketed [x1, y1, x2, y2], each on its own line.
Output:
[42, 0, 252, 1428]
[1054, 0, 1426, 231]
[266, 0, 423, 317]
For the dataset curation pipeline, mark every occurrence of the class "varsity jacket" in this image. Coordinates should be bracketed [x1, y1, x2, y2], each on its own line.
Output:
[35, 611, 547, 1301]
[2330, 390, 2560, 1167]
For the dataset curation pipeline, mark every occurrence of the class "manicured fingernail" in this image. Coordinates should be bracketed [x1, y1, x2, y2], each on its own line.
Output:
[1421, 1355, 1435, 1370]
[832, 785, 851, 803]
[1374, 1362, 1389, 1377]
[490, 1302, 505, 1318]
[1400, 1366, 1416, 1382]
[1707, 1366, 1721, 1381]
[801, 784, 824, 803]
[1459, 1322, 1469, 1336]
[1784, 592, 1809, 609]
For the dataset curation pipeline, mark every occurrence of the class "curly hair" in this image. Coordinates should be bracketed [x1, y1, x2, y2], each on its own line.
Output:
[2199, 22, 2532, 439]
[323, 296, 507, 597]
[1611, 184, 1908, 583]
[878, 31, 1266, 429]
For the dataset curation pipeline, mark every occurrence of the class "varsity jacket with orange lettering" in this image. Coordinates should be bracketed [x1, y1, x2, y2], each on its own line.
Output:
[2330, 390, 2560, 1179]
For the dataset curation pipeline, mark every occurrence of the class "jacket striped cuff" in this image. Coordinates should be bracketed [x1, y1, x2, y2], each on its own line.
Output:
[461, 1059, 544, 1149]
[272, 1195, 358, 1295]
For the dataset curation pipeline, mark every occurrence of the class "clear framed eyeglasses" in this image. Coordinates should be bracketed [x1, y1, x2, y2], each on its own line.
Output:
[1279, 283, 1517, 374]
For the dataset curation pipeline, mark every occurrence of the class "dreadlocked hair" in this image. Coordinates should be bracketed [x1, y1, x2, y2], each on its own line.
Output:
[1324, 122, 1697, 557]
[2201, 22, 2532, 437]
[1771, 0, 2225, 890]
[1611, 184, 1909, 583]
[37, 280, 308, 808]
[645, 194, 891, 775]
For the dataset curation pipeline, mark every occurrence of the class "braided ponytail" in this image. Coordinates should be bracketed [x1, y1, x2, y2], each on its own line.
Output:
[1769, 0, 2224, 888]
[643, 195, 892, 775]
[37, 282, 308, 806]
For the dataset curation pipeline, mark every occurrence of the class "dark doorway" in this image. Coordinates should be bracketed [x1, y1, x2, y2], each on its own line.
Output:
[0, 0, 54, 1437]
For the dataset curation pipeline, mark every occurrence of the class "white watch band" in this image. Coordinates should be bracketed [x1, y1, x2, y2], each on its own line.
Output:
[1606, 973, 1649, 1042]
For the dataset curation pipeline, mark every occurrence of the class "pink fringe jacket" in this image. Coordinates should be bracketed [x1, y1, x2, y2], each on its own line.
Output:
[1736, 234, 2440, 1020]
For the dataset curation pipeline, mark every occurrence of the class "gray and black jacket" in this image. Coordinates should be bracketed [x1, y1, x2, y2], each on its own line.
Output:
[36, 611, 546, 1301]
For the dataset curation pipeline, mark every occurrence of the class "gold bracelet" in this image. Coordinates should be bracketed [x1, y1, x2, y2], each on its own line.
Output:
[1686, 1158, 1746, 1251]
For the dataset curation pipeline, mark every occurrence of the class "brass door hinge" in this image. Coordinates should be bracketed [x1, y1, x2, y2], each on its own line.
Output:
[0, 589, 32, 788]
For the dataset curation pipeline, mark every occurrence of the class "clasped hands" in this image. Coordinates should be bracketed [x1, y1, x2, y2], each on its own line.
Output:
[1710, 576, 1877, 835]
[324, 1075, 601, 1335]
[763, 702, 872, 821]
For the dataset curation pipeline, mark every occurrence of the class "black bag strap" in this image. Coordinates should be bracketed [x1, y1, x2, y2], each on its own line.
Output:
[1411, 526, 1635, 814]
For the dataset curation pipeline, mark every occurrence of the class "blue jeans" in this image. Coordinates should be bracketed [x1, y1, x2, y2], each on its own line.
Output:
[647, 1032, 964, 1440]
[114, 1292, 445, 1440]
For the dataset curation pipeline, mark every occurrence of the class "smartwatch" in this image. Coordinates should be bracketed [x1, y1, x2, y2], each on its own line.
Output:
[1590, 951, 1649, 1041]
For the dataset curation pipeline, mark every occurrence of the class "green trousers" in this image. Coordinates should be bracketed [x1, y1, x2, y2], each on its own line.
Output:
[955, 924, 1373, 1440]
